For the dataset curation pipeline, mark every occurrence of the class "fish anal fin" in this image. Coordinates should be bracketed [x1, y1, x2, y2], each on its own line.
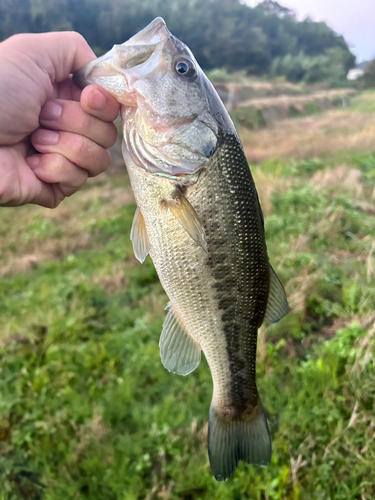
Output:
[208, 396, 272, 482]
[130, 207, 150, 263]
[159, 303, 201, 376]
[164, 190, 207, 253]
[264, 265, 289, 323]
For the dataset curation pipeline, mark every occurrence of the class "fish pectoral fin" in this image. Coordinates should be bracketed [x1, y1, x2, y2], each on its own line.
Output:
[165, 190, 208, 253]
[159, 302, 201, 376]
[264, 265, 289, 323]
[130, 207, 150, 263]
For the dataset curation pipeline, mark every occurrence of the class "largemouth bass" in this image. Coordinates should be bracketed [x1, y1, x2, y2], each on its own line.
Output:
[74, 18, 288, 481]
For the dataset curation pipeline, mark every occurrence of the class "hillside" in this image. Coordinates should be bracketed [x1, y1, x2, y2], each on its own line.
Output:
[0, 0, 355, 82]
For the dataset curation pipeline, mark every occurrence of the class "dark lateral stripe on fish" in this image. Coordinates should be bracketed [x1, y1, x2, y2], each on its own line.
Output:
[201, 134, 270, 414]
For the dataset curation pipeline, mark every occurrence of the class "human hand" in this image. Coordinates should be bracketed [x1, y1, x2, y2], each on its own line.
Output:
[0, 32, 120, 208]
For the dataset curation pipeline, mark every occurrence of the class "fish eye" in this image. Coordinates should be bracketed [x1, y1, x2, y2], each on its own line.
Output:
[174, 58, 197, 80]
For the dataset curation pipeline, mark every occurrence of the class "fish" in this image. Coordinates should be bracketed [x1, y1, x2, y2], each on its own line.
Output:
[73, 17, 289, 481]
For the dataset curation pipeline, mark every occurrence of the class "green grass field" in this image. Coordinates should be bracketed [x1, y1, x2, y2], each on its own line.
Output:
[1, 93, 375, 500]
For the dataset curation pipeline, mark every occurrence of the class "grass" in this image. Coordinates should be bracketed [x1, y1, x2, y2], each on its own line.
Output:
[1, 91, 375, 499]
[347, 91, 375, 114]
[240, 90, 375, 163]
[230, 89, 356, 129]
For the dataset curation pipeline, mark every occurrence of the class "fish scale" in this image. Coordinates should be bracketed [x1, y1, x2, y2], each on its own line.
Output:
[190, 133, 270, 412]
[73, 16, 289, 481]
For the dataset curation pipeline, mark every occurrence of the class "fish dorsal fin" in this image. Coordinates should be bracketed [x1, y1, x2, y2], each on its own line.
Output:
[160, 303, 201, 376]
[264, 265, 289, 323]
[165, 190, 207, 253]
[130, 207, 150, 263]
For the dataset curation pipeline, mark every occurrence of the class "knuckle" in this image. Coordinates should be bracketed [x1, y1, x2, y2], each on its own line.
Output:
[0, 153, 17, 205]
[36, 186, 63, 210]
[66, 31, 87, 47]
[106, 123, 118, 147]
[39, 153, 65, 182]
[76, 108, 93, 133]
[62, 186, 79, 198]
[73, 133, 89, 158]
[49, 152, 65, 170]
[72, 169, 88, 190]
[90, 150, 111, 177]
[50, 186, 65, 209]
[0, 180, 12, 205]
[47, 198, 60, 209]
[103, 151, 112, 171]
[60, 163, 88, 191]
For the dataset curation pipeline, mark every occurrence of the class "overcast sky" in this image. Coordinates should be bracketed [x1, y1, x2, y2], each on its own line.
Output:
[248, 0, 375, 62]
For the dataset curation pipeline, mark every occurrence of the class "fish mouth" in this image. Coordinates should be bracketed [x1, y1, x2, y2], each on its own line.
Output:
[126, 17, 169, 45]
[73, 17, 219, 177]
[73, 17, 169, 104]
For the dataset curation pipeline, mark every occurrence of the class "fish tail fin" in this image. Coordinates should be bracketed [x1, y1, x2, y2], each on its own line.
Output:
[208, 397, 271, 482]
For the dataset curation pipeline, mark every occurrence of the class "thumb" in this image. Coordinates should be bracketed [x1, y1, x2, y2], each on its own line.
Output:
[0, 32, 96, 144]
[5, 31, 96, 84]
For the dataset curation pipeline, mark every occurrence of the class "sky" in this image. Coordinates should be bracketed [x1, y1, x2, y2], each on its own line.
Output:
[248, 0, 375, 62]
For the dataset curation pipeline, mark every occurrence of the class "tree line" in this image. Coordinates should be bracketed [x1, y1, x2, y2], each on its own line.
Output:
[0, 0, 355, 83]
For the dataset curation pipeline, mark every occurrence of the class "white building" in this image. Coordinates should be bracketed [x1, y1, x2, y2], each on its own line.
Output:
[347, 68, 365, 81]
[347, 61, 371, 81]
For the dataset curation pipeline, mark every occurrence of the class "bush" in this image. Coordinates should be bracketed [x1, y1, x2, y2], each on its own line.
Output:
[270, 48, 353, 85]
[358, 58, 375, 88]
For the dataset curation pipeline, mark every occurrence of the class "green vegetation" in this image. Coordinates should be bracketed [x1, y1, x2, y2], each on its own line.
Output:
[349, 91, 375, 114]
[230, 106, 267, 130]
[356, 58, 375, 89]
[229, 89, 356, 129]
[269, 48, 354, 85]
[1, 92, 375, 497]
[0, 0, 355, 82]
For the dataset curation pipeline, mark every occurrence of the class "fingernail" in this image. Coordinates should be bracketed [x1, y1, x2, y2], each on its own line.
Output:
[90, 89, 106, 110]
[40, 101, 63, 121]
[26, 156, 40, 169]
[33, 129, 59, 145]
